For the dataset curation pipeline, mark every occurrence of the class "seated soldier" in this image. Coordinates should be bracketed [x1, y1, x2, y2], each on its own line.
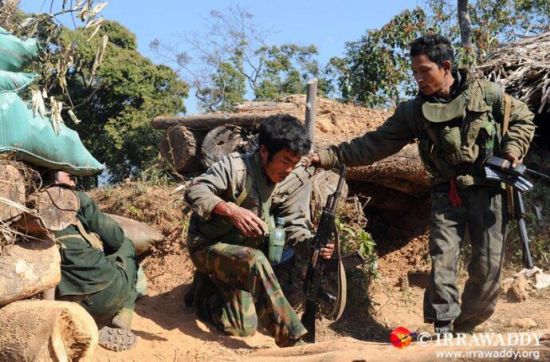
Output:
[184, 115, 334, 347]
[46, 170, 139, 352]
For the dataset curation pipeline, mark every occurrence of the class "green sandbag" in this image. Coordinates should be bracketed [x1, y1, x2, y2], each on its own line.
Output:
[0, 70, 37, 92]
[0, 27, 40, 72]
[0, 92, 104, 175]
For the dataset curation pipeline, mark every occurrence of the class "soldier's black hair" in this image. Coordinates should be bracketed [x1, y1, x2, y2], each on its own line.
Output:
[410, 34, 454, 68]
[258, 114, 311, 159]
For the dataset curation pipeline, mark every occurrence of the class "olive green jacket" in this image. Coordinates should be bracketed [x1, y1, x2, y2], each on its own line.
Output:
[55, 192, 128, 296]
[318, 71, 535, 184]
[184, 151, 314, 252]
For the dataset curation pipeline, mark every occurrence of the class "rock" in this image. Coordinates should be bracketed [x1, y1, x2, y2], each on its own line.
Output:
[507, 274, 529, 302]
[501, 277, 514, 294]
[509, 318, 538, 329]
[535, 271, 550, 290]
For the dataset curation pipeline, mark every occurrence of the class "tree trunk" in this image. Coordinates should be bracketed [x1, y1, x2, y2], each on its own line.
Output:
[200, 125, 246, 168]
[0, 164, 26, 223]
[313, 142, 430, 196]
[152, 113, 270, 130]
[30, 186, 79, 231]
[458, 0, 474, 60]
[159, 126, 203, 173]
[346, 144, 430, 195]
[0, 300, 98, 362]
[0, 239, 61, 306]
[106, 213, 164, 256]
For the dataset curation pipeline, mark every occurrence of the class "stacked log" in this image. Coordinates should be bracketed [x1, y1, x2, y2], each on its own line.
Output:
[152, 96, 430, 197]
[0, 300, 98, 361]
[0, 161, 100, 359]
[0, 239, 60, 306]
[1, 159, 164, 359]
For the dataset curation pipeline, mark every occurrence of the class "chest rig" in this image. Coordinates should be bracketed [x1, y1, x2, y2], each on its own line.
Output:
[416, 79, 503, 182]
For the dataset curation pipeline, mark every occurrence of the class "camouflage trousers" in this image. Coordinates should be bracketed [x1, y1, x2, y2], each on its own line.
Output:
[424, 184, 508, 330]
[190, 242, 307, 347]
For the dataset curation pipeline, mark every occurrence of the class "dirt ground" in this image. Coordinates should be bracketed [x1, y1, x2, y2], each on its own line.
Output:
[90, 183, 550, 361]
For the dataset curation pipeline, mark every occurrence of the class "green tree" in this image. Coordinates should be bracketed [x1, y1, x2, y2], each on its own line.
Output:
[1, 3, 178, 182]
[151, 6, 330, 111]
[254, 44, 331, 101]
[328, 8, 427, 107]
[329, 0, 549, 107]
[53, 21, 188, 181]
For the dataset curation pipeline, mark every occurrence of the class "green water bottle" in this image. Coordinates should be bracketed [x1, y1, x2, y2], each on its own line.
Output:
[267, 217, 286, 264]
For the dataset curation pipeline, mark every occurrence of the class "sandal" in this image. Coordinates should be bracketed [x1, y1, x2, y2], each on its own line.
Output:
[98, 326, 137, 352]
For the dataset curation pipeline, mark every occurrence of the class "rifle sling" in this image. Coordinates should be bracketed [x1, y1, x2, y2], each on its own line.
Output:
[327, 227, 347, 321]
[502, 94, 515, 216]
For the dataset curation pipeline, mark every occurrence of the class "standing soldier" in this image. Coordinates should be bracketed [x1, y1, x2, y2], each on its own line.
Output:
[309, 35, 535, 334]
[184, 115, 334, 346]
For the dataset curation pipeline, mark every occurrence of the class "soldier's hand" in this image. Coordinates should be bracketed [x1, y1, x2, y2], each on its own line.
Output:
[503, 152, 521, 168]
[226, 202, 268, 237]
[320, 243, 335, 260]
[304, 152, 321, 168]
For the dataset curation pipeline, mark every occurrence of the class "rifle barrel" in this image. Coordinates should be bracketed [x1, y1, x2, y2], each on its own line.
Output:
[527, 168, 550, 182]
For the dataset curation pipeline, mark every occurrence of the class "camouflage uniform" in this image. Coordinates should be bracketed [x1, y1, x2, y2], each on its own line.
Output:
[317, 70, 535, 330]
[184, 151, 313, 346]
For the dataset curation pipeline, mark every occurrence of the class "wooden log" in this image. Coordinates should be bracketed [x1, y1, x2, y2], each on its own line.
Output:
[152, 113, 273, 130]
[346, 144, 431, 195]
[31, 186, 80, 231]
[305, 79, 317, 151]
[0, 164, 26, 223]
[159, 126, 202, 173]
[106, 213, 164, 256]
[314, 142, 430, 196]
[233, 101, 299, 113]
[0, 239, 61, 306]
[9, 211, 52, 241]
[200, 125, 246, 168]
[0, 300, 98, 362]
[311, 170, 349, 221]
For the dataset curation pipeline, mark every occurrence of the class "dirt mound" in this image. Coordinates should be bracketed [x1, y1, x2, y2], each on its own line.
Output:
[234, 95, 392, 143]
[90, 183, 193, 294]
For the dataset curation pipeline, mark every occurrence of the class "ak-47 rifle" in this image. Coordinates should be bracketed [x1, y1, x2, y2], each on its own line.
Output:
[301, 163, 347, 342]
[485, 156, 550, 269]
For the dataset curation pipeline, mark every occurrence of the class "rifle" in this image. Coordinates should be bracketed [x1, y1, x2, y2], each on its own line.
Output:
[484, 156, 550, 269]
[301, 163, 347, 342]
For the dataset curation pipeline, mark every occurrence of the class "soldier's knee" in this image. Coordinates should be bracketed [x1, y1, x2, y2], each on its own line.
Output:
[240, 316, 258, 336]
[246, 249, 270, 271]
[226, 315, 258, 337]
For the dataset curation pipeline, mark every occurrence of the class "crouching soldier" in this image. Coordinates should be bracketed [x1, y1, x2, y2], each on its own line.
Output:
[46, 170, 140, 351]
[183, 115, 334, 346]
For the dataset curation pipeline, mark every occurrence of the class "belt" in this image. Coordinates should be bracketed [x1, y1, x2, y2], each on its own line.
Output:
[433, 176, 502, 192]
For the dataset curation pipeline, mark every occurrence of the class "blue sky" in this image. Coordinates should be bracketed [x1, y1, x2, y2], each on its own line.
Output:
[20, 0, 422, 111]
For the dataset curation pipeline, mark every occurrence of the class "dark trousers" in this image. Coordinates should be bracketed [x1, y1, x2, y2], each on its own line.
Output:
[81, 238, 138, 324]
[424, 185, 507, 329]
